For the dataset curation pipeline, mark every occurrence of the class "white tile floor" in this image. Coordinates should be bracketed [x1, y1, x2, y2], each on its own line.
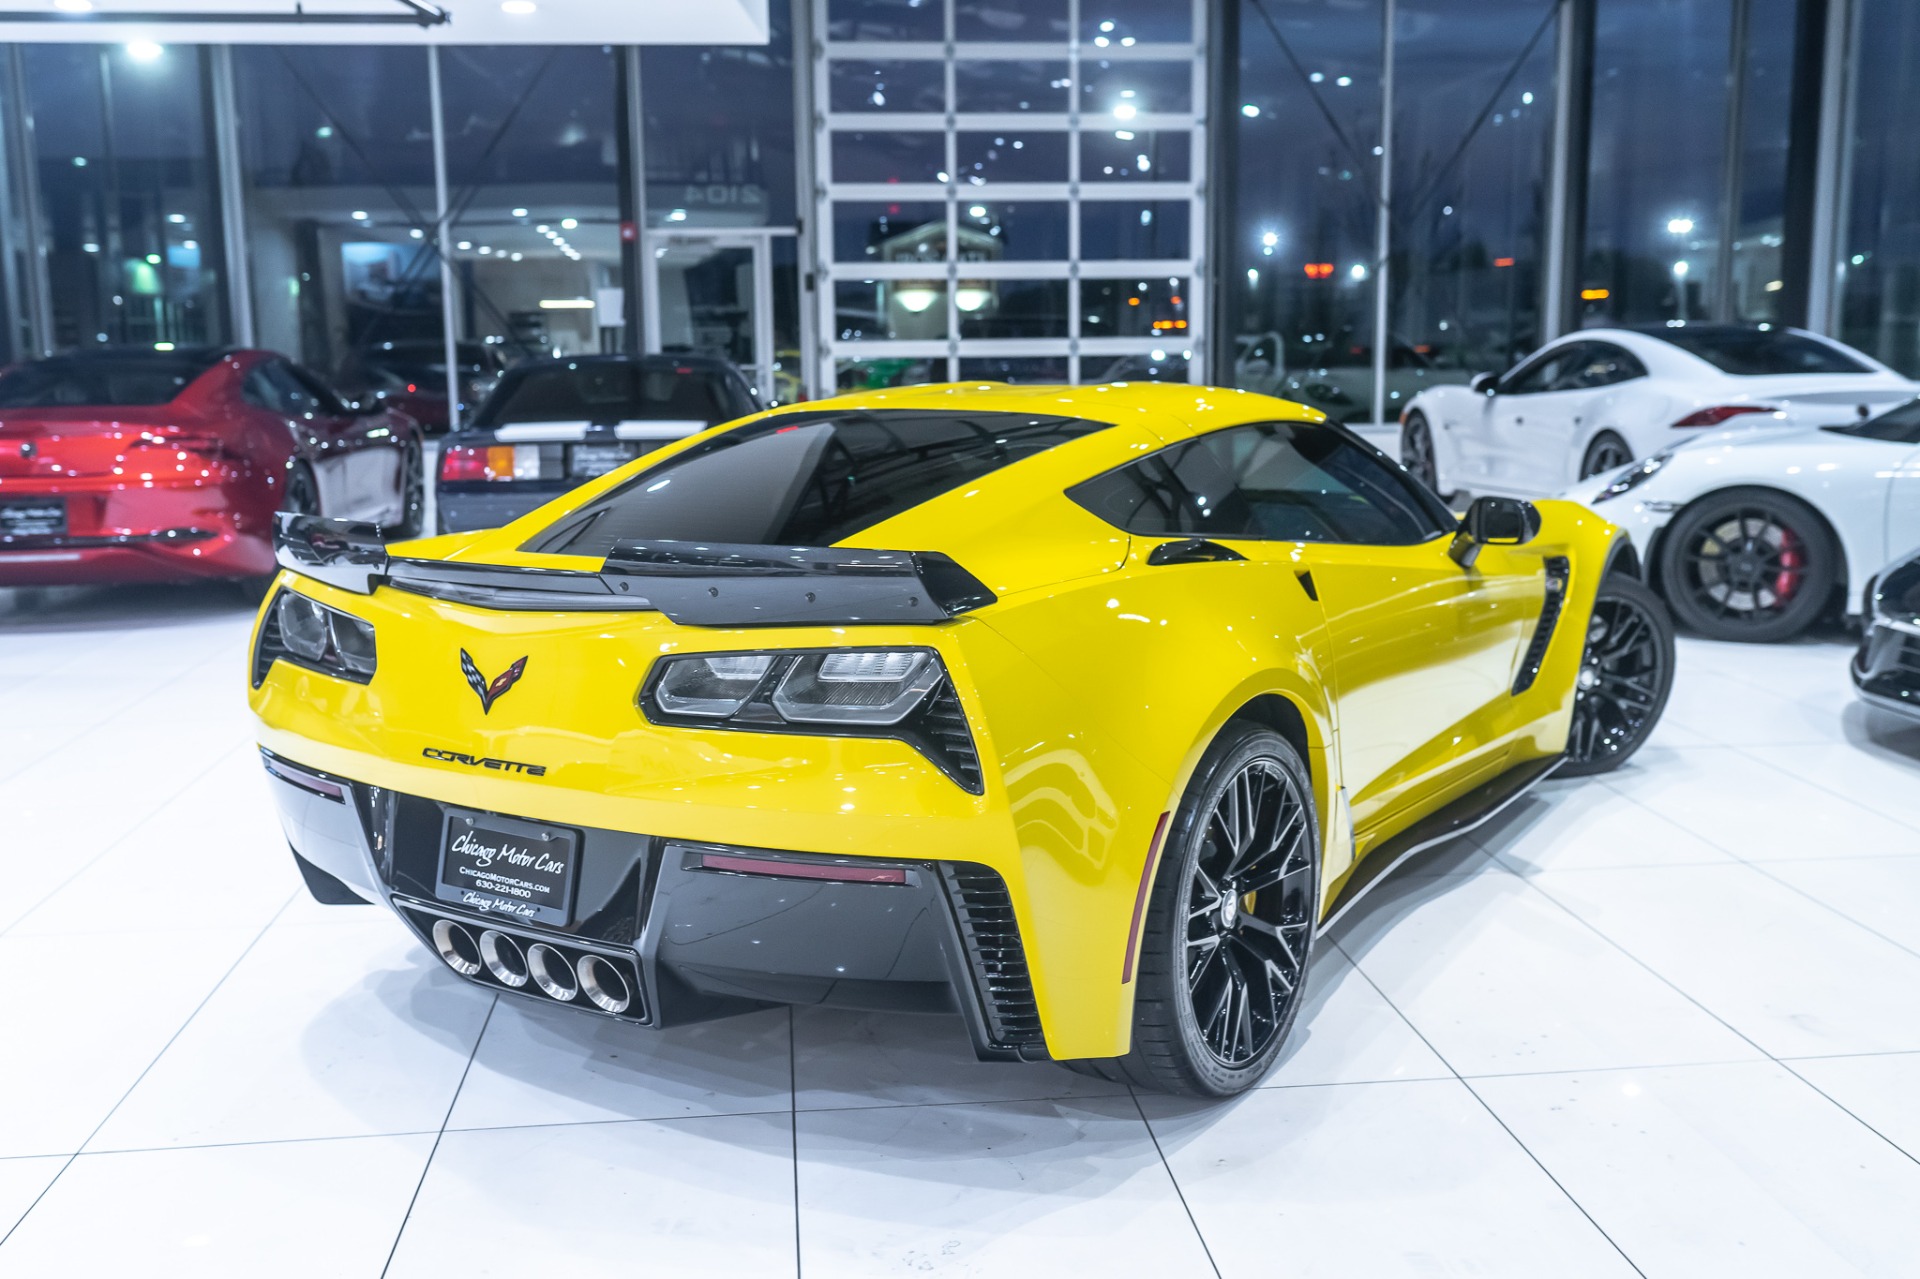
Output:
[4, 581, 1920, 1278]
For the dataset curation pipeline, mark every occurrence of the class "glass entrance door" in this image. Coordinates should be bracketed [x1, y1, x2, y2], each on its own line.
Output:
[644, 232, 774, 401]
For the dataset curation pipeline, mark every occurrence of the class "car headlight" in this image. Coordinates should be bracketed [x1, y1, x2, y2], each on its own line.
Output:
[640, 647, 981, 790]
[1591, 452, 1671, 504]
[264, 589, 378, 682]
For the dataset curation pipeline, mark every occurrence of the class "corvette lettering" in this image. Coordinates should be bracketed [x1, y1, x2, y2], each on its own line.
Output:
[421, 746, 548, 776]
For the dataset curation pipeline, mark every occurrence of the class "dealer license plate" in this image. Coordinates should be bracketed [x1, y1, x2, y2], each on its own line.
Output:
[0, 499, 65, 539]
[568, 442, 637, 479]
[435, 810, 579, 927]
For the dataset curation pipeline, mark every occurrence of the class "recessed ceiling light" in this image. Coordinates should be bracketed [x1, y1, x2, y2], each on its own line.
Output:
[560, 217, 578, 230]
[511, 207, 528, 218]
[501, 0, 536, 13]
[125, 40, 164, 62]
[456, 240, 472, 250]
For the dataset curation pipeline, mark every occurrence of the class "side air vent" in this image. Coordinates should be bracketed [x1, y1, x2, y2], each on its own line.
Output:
[1513, 556, 1572, 694]
[939, 862, 1045, 1054]
[916, 680, 985, 793]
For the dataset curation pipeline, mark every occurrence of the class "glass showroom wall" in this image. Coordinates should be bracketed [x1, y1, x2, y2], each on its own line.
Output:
[1389, 0, 1556, 404]
[1230, 0, 1384, 424]
[16, 41, 228, 352]
[1834, 0, 1920, 375]
[644, 0, 802, 401]
[814, 0, 1207, 390]
[232, 45, 435, 380]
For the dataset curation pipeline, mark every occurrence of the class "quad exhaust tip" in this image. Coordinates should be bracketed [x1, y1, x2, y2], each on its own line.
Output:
[527, 942, 579, 1003]
[431, 919, 482, 977]
[479, 930, 529, 988]
[410, 902, 640, 1019]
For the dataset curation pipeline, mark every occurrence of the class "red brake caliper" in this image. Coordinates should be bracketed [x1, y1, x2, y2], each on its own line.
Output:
[1774, 526, 1802, 601]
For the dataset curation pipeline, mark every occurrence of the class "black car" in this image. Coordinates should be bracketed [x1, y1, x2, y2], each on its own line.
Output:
[1853, 546, 1920, 722]
[434, 353, 759, 534]
[338, 340, 511, 435]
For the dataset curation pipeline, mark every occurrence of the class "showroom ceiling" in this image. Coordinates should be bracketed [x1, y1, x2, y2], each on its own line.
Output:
[0, 0, 769, 44]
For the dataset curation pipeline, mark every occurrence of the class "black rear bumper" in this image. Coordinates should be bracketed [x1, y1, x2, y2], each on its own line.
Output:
[259, 748, 1048, 1060]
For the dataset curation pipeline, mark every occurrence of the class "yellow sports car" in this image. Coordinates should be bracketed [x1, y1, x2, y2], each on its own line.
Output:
[250, 383, 1673, 1097]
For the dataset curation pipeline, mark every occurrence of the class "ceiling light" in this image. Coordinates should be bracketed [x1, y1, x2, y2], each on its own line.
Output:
[955, 286, 992, 312]
[1112, 103, 1136, 121]
[510, 252, 523, 261]
[145, 253, 161, 265]
[512, 207, 528, 218]
[350, 210, 368, 221]
[409, 228, 423, 239]
[1667, 217, 1694, 234]
[166, 213, 185, 224]
[125, 40, 164, 62]
[560, 217, 578, 230]
[456, 240, 472, 250]
[892, 286, 938, 313]
[539, 298, 595, 309]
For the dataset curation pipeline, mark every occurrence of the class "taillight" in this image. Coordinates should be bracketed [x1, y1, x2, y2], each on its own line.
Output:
[1671, 404, 1777, 428]
[439, 444, 539, 482]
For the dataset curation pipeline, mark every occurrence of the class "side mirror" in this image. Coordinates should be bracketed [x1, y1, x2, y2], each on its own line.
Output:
[1449, 495, 1541, 568]
[1469, 371, 1498, 395]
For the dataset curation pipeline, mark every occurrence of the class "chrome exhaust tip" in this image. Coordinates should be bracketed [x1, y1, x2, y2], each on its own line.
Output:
[527, 942, 578, 1002]
[479, 930, 529, 988]
[431, 919, 482, 977]
[575, 953, 632, 1015]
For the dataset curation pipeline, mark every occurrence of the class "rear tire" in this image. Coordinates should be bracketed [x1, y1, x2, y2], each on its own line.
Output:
[1657, 487, 1838, 642]
[1061, 724, 1319, 1097]
[1579, 431, 1633, 480]
[1559, 573, 1675, 776]
[1401, 410, 1440, 493]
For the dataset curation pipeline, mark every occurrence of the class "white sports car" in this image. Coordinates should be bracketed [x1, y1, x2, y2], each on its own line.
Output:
[1574, 398, 1920, 641]
[1401, 324, 1916, 500]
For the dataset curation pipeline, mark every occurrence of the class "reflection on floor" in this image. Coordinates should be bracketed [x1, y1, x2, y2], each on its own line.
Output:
[3, 582, 1920, 1277]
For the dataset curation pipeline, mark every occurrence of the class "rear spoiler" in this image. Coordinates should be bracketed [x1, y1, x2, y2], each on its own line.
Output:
[272, 514, 996, 626]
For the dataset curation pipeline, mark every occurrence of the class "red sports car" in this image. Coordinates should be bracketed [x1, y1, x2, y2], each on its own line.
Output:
[0, 347, 423, 587]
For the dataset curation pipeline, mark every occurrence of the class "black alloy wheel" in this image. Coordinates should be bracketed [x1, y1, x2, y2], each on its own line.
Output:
[1063, 725, 1319, 1096]
[1402, 410, 1440, 492]
[1657, 488, 1836, 642]
[1559, 573, 1675, 776]
[1579, 432, 1634, 480]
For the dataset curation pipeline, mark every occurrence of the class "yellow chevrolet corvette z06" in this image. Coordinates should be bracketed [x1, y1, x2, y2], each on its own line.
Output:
[250, 383, 1673, 1097]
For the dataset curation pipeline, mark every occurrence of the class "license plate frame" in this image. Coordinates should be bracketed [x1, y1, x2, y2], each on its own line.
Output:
[567, 442, 637, 479]
[434, 809, 580, 927]
[0, 498, 66, 540]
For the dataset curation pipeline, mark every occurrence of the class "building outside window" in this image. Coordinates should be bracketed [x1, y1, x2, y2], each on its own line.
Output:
[814, 0, 1206, 390]
[20, 41, 226, 352]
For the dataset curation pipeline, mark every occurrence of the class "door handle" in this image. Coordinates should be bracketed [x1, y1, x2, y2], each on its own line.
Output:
[1147, 538, 1246, 566]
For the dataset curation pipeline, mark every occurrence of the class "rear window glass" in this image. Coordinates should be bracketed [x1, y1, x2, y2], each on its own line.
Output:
[1830, 398, 1920, 444]
[1651, 327, 1871, 376]
[476, 361, 749, 428]
[524, 409, 1110, 557]
[0, 354, 220, 407]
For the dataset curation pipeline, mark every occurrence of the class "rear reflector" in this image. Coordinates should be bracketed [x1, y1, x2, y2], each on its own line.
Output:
[695, 852, 908, 884]
[1671, 404, 1777, 428]
[1122, 811, 1172, 982]
[260, 752, 345, 802]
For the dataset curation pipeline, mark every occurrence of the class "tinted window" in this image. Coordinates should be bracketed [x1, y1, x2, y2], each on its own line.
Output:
[1069, 421, 1454, 546]
[1549, 342, 1647, 391]
[0, 354, 221, 408]
[1500, 348, 1574, 395]
[526, 409, 1109, 557]
[1650, 326, 1872, 375]
[1830, 398, 1920, 444]
[477, 361, 749, 428]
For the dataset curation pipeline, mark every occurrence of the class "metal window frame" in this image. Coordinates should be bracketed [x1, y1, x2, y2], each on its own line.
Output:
[811, 0, 1207, 391]
[640, 225, 793, 402]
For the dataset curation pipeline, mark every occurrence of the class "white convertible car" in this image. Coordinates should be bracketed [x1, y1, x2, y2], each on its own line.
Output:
[1401, 323, 1916, 499]
[1577, 398, 1920, 641]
